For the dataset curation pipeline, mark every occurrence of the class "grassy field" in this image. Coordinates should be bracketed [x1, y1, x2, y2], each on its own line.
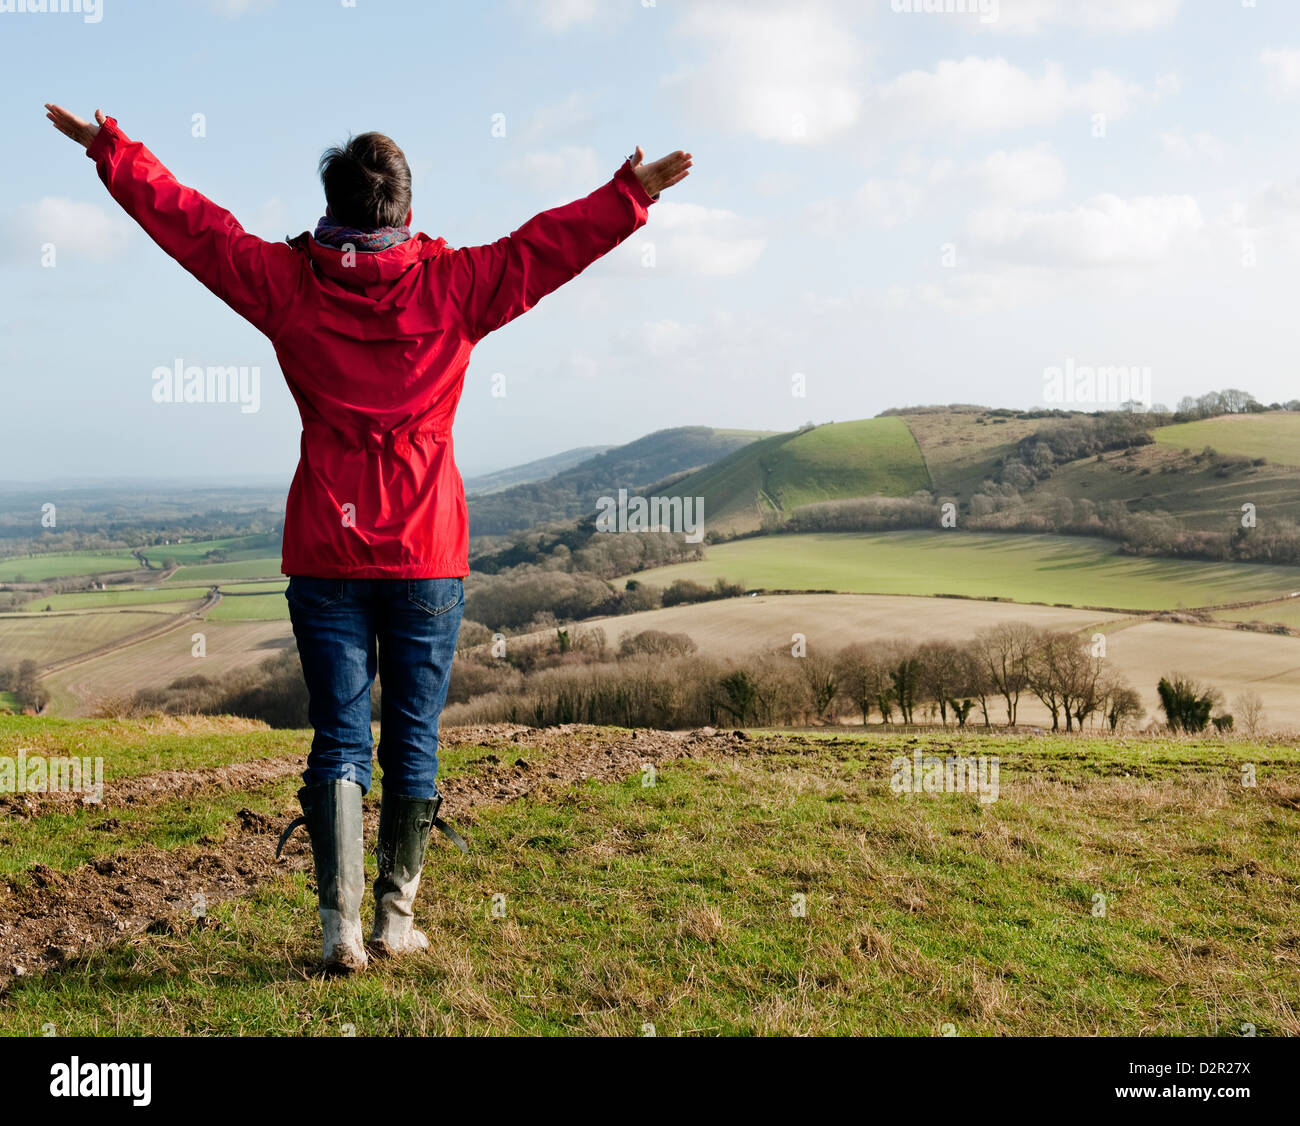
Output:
[168, 557, 284, 583]
[136, 535, 279, 567]
[0, 552, 142, 582]
[1154, 413, 1300, 467]
[1214, 599, 1300, 629]
[664, 419, 931, 533]
[633, 531, 1300, 609]
[209, 590, 289, 621]
[0, 722, 1295, 1035]
[20, 586, 211, 612]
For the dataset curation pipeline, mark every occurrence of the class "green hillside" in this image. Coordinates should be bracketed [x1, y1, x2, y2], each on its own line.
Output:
[665, 418, 931, 533]
[467, 426, 774, 537]
[1153, 413, 1300, 467]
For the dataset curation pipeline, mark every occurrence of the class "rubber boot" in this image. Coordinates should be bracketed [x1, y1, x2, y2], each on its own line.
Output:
[368, 790, 439, 957]
[297, 780, 368, 974]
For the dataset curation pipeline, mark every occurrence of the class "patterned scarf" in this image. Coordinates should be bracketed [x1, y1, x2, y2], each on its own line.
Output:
[312, 214, 412, 252]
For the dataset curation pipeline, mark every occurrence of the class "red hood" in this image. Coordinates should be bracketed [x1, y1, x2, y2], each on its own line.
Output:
[290, 231, 451, 297]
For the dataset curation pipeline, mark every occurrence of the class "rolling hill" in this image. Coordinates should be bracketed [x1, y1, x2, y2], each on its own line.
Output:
[463, 444, 613, 496]
[467, 426, 774, 536]
[657, 418, 931, 534]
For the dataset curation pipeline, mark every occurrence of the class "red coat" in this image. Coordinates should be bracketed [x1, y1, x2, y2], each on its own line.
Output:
[87, 117, 654, 578]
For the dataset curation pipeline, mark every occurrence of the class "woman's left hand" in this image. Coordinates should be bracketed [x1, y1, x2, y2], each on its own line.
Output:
[45, 104, 106, 149]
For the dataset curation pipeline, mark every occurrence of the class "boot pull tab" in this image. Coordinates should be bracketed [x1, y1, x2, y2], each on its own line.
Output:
[433, 816, 469, 854]
[276, 815, 308, 860]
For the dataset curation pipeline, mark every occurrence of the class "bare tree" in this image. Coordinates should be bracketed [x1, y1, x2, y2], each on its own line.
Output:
[836, 643, 890, 726]
[972, 622, 1036, 726]
[1233, 690, 1266, 737]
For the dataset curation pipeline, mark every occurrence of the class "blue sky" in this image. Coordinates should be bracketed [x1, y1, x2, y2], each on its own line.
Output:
[2, 0, 1299, 483]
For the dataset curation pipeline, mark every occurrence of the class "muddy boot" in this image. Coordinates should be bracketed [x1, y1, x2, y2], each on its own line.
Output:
[368, 790, 441, 958]
[278, 780, 368, 975]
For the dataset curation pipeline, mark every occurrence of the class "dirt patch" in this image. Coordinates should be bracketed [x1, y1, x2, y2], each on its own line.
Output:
[0, 755, 305, 818]
[0, 726, 750, 991]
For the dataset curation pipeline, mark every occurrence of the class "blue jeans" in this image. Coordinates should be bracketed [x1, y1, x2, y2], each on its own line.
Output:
[285, 576, 464, 800]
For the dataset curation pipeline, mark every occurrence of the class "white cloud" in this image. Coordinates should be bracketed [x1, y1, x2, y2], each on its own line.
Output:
[664, 2, 867, 145]
[966, 194, 1204, 268]
[620, 201, 765, 275]
[12, 197, 130, 262]
[1261, 48, 1300, 94]
[872, 58, 1145, 135]
[808, 178, 925, 232]
[1160, 130, 1225, 163]
[967, 147, 1067, 205]
[989, 0, 1181, 35]
[808, 146, 1065, 232]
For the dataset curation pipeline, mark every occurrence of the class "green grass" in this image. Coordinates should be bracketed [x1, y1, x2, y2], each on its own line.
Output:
[665, 419, 930, 533]
[1, 729, 1296, 1035]
[19, 587, 211, 612]
[137, 535, 279, 567]
[0, 552, 142, 583]
[167, 557, 284, 583]
[209, 591, 289, 621]
[632, 531, 1300, 609]
[1154, 414, 1300, 468]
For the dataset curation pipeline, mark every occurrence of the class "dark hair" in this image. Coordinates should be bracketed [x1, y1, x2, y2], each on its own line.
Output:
[317, 132, 412, 229]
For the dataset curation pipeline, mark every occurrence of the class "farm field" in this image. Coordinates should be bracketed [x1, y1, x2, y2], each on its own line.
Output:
[19, 586, 211, 612]
[529, 593, 1122, 656]
[632, 531, 1300, 610]
[0, 721, 1295, 1035]
[168, 557, 284, 583]
[42, 619, 294, 714]
[0, 610, 198, 668]
[1214, 599, 1300, 629]
[136, 534, 280, 567]
[1099, 621, 1300, 729]
[517, 593, 1300, 730]
[209, 590, 289, 621]
[0, 552, 142, 582]
[1153, 413, 1300, 467]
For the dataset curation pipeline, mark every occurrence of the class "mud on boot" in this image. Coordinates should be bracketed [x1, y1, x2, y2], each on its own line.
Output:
[277, 780, 369, 975]
[368, 789, 443, 958]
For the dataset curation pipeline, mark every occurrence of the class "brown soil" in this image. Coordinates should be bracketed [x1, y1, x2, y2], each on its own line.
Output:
[0, 725, 751, 991]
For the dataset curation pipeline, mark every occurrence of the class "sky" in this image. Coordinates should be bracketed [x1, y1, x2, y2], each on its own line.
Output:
[1, 0, 1299, 483]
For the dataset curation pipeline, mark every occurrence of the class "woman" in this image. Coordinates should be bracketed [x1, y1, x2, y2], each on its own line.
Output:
[46, 102, 692, 973]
